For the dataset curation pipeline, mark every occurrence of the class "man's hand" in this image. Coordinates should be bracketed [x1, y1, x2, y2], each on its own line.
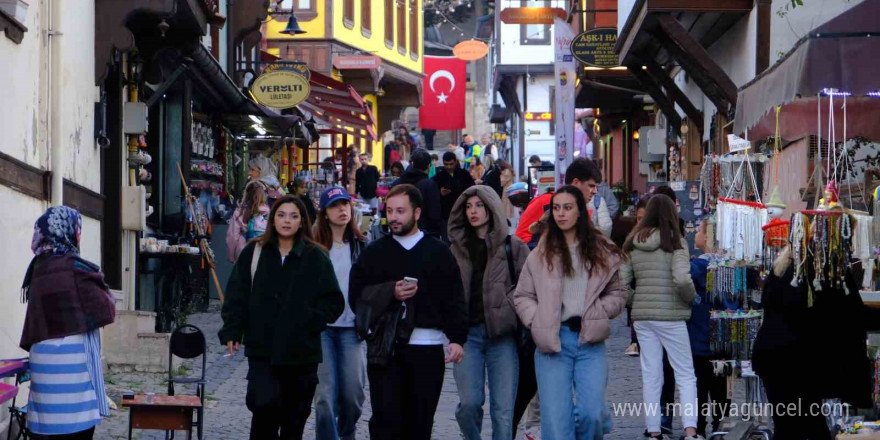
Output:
[445, 343, 464, 363]
[394, 280, 418, 301]
[440, 187, 451, 197]
[226, 341, 240, 357]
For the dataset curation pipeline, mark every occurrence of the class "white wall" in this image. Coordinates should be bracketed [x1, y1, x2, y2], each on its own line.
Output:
[519, 74, 556, 160]
[617, 0, 637, 33]
[497, 0, 566, 66]
[769, 0, 862, 63]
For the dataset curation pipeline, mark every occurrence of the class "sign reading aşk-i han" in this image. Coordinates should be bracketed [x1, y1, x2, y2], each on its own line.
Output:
[570, 28, 618, 68]
[251, 63, 311, 109]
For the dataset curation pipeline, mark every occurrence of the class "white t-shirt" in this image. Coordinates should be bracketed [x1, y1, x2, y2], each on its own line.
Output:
[328, 242, 356, 327]
[392, 230, 425, 250]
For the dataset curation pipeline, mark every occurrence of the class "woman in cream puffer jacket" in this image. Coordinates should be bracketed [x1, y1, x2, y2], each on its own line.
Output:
[620, 195, 703, 440]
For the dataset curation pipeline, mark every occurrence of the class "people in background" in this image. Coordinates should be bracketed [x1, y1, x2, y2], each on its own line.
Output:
[434, 151, 476, 229]
[384, 134, 401, 173]
[514, 185, 627, 440]
[356, 152, 381, 213]
[390, 161, 405, 178]
[470, 156, 485, 182]
[20, 207, 116, 440]
[478, 155, 503, 198]
[528, 155, 553, 186]
[504, 181, 528, 235]
[312, 187, 368, 440]
[346, 145, 361, 196]
[288, 178, 317, 227]
[621, 195, 702, 440]
[250, 155, 283, 203]
[220, 196, 344, 440]
[349, 184, 468, 440]
[481, 134, 499, 160]
[393, 149, 443, 237]
[429, 154, 440, 178]
[227, 181, 271, 262]
[596, 180, 620, 219]
[464, 135, 482, 170]
[447, 186, 529, 440]
[449, 143, 466, 165]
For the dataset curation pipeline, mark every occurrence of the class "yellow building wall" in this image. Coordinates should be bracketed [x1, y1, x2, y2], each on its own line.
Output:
[265, 1, 328, 39]
[331, 0, 423, 74]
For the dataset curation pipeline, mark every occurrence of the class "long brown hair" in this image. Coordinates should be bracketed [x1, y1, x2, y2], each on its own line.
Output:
[241, 181, 267, 221]
[623, 194, 683, 252]
[542, 185, 624, 276]
[313, 200, 364, 251]
[258, 196, 317, 248]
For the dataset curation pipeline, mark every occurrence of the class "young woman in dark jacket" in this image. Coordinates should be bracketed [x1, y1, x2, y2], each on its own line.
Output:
[312, 187, 367, 440]
[219, 196, 344, 440]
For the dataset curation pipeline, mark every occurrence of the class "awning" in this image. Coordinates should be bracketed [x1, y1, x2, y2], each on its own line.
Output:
[733, 0, 880, 138]
[301, 71, 378, 141]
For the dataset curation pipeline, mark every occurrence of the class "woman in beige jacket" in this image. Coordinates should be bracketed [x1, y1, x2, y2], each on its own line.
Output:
[448, 185, 529, 440]
[513, 185, 627, 440]
[621, 195, 702, 440]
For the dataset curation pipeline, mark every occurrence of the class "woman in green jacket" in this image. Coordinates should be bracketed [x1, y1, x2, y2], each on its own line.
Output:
[219, 195, 345, 440]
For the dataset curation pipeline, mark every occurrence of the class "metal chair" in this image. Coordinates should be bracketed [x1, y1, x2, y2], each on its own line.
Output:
[6, 370, 30, 440]
[166, 324, 207, 440]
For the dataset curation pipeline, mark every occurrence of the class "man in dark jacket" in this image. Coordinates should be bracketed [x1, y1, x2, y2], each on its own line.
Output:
[433, 151, 475, 224]
[356, 152, 381, 212]
[350, 184, 468, 440]
[392, 148, 443, 236]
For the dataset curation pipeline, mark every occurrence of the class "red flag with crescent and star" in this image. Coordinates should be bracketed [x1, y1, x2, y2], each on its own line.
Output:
[419, 56, 466, 130]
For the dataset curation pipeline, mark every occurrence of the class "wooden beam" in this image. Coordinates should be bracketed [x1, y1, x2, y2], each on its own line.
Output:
[756, 0, 772, 74]
[63, 179, 105, 221]
[627, 64, 682, 132]
[641, 57, 703, 133]
[0, 150, 50, 201]
[647, 0, 752, 12]
[654, 15, 738, 108]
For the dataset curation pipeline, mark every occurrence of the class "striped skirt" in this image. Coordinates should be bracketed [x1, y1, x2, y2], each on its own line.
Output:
[28, 331, 107, 435]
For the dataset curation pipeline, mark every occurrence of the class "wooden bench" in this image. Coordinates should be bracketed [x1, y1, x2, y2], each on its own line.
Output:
[122, 394, 202, 440]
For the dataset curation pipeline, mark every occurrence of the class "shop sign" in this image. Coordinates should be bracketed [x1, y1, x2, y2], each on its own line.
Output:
[499, 7, 566, 24]
[727, 134, 751, 153]
[251, 65, 311, 109]
[570, 27, 619, 68]
[525, 111, 553, 121]
[333, 55, 382, 70]
[453, 40, 489, 61]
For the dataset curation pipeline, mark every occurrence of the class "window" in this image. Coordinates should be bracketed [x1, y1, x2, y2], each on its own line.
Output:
[363, 0, 372, 35]
[384, 0, 394, 47]
[409, 0, 418, 58]
[276, 0, 317, 21]
[397, 0, 407, 54]
[344, 0, 355, 28]
[519, 0, 550, 45]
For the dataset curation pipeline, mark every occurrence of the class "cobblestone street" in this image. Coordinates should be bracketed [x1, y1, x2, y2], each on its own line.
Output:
[94, 302, 741, 439]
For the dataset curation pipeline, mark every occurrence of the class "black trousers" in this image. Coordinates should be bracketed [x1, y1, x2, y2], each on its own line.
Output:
[693, 355, 730, 433]
[512, 336, 538, 438]
[246, 358, 318, 440]
[367, 344, 446, 440]
[32, 427, 95, 440]
[761, 373, 832, 440]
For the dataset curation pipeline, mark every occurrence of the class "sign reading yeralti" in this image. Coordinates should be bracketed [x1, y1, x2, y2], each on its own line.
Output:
[251, 63, 311, 109]
[570, 27, 618, 68]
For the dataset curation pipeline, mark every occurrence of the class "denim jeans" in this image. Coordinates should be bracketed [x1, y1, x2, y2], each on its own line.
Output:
[453, 325, 519, 440]
[315, 327, 367, 440]
[535, 326, 609, 440]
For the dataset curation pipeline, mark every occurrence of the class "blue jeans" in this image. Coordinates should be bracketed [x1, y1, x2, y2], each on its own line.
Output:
[315, 327, 366, 440]
[453, 325, 519, 440]
[535, 326, 609, 440]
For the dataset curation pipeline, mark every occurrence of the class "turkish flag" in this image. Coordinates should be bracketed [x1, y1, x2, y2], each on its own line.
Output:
[419, 56, 466, 130]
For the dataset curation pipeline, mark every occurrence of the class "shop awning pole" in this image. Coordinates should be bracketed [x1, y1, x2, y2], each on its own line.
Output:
[177, 163, 225, 304]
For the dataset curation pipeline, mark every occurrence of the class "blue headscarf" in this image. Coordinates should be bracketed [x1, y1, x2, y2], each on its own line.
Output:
[31, 206, 82, 256]
[22, 206, 82, 302]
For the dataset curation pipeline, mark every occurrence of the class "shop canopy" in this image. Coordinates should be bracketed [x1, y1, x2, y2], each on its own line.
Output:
[733, 0, 880, 140]
[298, 71, 378, 143]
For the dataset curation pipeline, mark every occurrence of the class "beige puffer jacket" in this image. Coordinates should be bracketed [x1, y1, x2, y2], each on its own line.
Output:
[621, 231, 696, 322]
[448, 185, 530, 338]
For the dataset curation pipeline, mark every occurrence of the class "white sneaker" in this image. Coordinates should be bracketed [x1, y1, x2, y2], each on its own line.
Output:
[624, 343, 640, 356]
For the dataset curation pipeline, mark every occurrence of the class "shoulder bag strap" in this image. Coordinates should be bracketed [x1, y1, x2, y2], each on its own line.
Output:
[505, 235, 518, 286]
[250, 243, 262, 289]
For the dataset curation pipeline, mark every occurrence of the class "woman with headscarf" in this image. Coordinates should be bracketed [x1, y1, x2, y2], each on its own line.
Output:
[249, 155, 283, 204]
[20, 206, 116, 439]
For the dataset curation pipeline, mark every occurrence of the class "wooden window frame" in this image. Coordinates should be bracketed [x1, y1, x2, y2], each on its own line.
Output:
[519, 0, 550, 45]
[275, 0, 318, 22]
[344, 0, 355, 29]
[362, 0, 372, 37]
[409, 0, 418, 59]
[384, 0, 394, 48]
[397, 0, 407, 55]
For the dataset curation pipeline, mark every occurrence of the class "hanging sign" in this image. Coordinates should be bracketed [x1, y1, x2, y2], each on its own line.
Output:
[570, 27, 619, 68]
[499, 7, 567, 24]
[333, 55, 382, 70]
[251, 64, 311, 109]
[727, 134, 751, 153]
[453, 40, 489, 61]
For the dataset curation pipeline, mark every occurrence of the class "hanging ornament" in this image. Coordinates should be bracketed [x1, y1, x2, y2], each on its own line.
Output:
[762, 187, 790, 249]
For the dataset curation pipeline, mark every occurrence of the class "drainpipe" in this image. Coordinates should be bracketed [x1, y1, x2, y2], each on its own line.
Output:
[49, 0, 64, 205]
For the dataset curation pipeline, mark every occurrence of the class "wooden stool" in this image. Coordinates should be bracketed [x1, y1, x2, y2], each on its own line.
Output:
[123, 394, 202, 440]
